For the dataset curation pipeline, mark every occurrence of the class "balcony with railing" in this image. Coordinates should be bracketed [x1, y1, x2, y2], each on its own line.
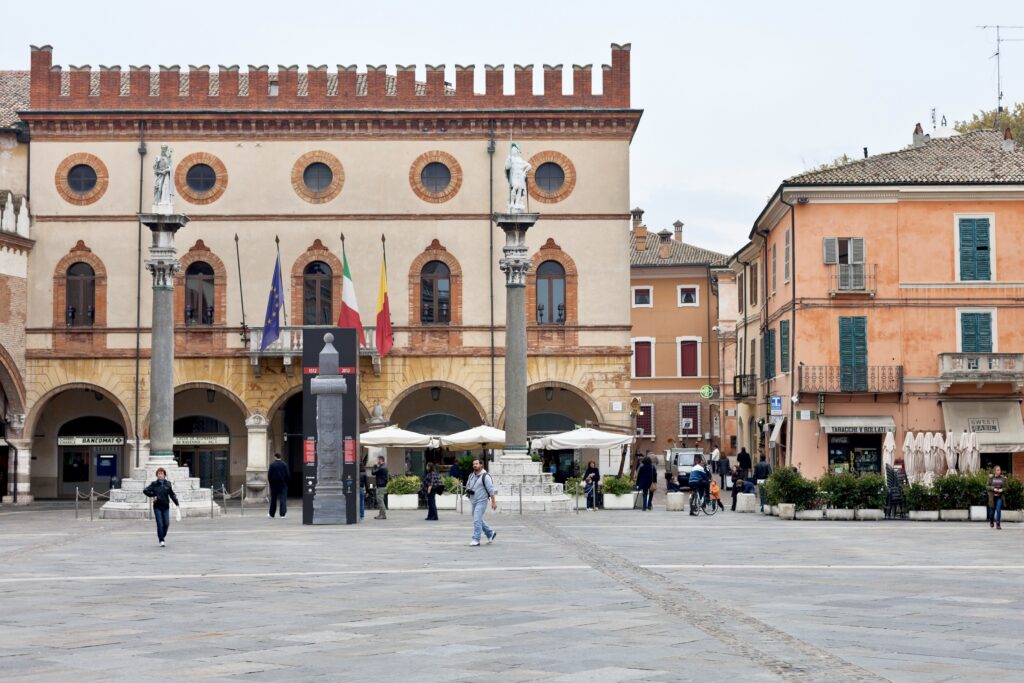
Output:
[248, 325, 379, 374]
[828, 263, 877, 295]
[938, 352, 1024, 392]
[798, 365, 903, 393]
[733, 374, 757, 399]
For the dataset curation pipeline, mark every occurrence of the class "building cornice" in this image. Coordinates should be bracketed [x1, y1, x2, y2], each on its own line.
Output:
[0, 231, 34, 254]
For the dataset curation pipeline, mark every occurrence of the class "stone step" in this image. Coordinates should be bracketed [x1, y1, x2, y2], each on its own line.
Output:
[99, 500, 223, 519]
[495, 483, 564, 496]
[490, 462, 544, 476]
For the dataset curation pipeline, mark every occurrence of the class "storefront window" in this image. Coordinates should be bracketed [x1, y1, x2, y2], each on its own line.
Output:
[827, 434, 883, 474]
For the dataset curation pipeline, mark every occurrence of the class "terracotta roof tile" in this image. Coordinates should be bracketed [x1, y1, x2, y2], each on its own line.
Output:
[0, 70, 29, 127]
[629, 231, 728, 267]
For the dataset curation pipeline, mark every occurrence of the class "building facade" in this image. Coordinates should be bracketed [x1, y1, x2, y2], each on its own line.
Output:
[751, 126, 1024, 477]
[629, 209, 727, 458]
[3, 43, 641, 502]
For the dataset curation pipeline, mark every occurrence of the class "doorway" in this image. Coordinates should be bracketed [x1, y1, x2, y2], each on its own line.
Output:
[57, 416, 126, 498]
[172, 415, 231, 492]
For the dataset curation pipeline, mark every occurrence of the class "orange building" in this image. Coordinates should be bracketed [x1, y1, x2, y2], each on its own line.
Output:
[629, 209, 728, 458]
[744, 126, 1024, 477]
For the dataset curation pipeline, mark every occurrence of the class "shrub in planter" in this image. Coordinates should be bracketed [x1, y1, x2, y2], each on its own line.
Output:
[441, 476, 461, 495]
[1004, 476, 1024, 510]
[385, 476, 421, 496]
[564, 477, 584, 496]
[763, 468, 819, 511]
[818, 472, 859, 509]
[456, 454, 475, 478]
[854, 473, 887, 510]
[965, 471, 989, 507]
[601, 475, 634, 496]
[934, 473, 984, 510]
[903, 483, 939, 511]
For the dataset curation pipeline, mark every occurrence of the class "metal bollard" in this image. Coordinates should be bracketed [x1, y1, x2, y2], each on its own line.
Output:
[241, 485, 245, 516]
[89, 488, 94, 521]
[75, 487, 79, 519]
[518, 482, 523, 516]
[211, 487, 215, 518]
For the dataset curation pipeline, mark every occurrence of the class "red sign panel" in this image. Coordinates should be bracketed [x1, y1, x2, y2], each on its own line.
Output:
[303, 366, 357, 375]
[344, 438, 355, 464]
[304, 438, 316, 463]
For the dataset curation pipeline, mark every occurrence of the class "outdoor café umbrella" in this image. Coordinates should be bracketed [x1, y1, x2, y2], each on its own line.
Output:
[911, 432, 927, 483]
[359, 424, 437, 449]
[921, 432, 935, 481]
[964, 432, 981, 474]
[438, 425, 506, 451]
[930, 432, 946, 477]
[901, 432, 916, 479]
[882, 431, 897, 472]
[958, 431, 973, 473]
[945, 430, 959, 473]
[532, 427, 634, 451]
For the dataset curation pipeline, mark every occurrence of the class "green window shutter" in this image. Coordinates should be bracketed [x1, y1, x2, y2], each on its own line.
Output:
[852, 316, 867, 391]
[839, 317, 855, 390]
[978, 313, 993, 352]
[959, 219, 977, 280]
[974, 219, 991, 281]
[765, 330, 776, 379]
[780, 320, 790, 373]
[961, 312, 978, 353]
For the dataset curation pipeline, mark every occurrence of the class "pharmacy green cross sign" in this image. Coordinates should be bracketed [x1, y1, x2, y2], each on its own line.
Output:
[699, 384, 715, 399]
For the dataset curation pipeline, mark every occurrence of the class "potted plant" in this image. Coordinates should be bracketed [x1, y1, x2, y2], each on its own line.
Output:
[966, 471, 991, 521]
[600, 475, 636, 510]
[904, 483, 939, 521]
[384, 475, 421, 510]
[853, 473, 886, 520]
[820, 471, 857, 520]
[934, 474, 971, 521]
[434, 475, 460, 510]
[763, 469, 817, 520]
[1001, 477, 1023, 523]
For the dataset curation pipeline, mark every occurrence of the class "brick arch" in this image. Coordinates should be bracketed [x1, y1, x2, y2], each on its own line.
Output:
[0, 343, 26, 435]
[23, 381, 134, 442]
[290, 239, 343, 324]
[408, 239, 463, 350]
[526, 238, 579, 350]
[52, 240, 108, 353]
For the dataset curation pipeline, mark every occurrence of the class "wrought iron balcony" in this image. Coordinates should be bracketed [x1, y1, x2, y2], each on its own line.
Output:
[248, 325, 379, 374]
[828, 263, 877, 295]
[733, 374, 757, 398]
[938, 352, 1024, 392]
[798, 365, 903, 393]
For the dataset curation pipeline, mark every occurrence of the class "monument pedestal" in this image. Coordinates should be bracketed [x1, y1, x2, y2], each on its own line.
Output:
[491, 451, 572, 513]
[101, 459, 222, 518]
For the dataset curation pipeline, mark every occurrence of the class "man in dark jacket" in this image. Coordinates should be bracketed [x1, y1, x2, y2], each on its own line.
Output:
[372, 456, 389, 520]
[267, 453, 290, 519]
[753, 455, 772, 482]
[736, 448, 752, 479]
[635, 455, 657, 511]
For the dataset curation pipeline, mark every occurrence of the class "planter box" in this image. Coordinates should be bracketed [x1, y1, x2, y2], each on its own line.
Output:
[770, 505, 780, 516]
[908, 510, 939, 521]
[825, 508, 855, 521]
[969, 505, 988, 522]
[602, 493, 636, 510]
[1001, 509, 1023, 523]
[777, 503, 796, 520]
[435, 494, 458, 510]
[665, 492, 688, 511]
[736, 493, 758, 513]
[387, 494, 419, 510]
[795, 509, 824, 521]
[939, 509, 969, 521]
[855, 509, 885, 521]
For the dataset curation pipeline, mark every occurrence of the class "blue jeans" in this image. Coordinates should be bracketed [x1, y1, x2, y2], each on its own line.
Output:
[992, 496, 1003, 524]
[154, 506, 170, 542]
[472, 500, 494, 542]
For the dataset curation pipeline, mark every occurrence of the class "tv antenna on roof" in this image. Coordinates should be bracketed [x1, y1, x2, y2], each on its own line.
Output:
[978, 25, 1024, 128]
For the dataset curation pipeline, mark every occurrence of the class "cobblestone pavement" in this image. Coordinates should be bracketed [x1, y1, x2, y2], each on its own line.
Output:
[1, 504, 1022, 682]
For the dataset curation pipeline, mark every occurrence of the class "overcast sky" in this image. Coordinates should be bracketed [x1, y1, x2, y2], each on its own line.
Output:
[6, 1, 1023, 255]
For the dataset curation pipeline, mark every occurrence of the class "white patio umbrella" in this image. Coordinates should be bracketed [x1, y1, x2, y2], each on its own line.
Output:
[958, 431, 973, 473]
[532, 427, 634, 451]
[964, 432, 981, 474]
[921, 432, 935, 479]
[930, 432, 946, 477]
[882, 431, 897, 472]
[438, 425, 506, 451]
[901, 432, 916, 478]
[359, 424, 437, 448]
[911, 432, 927, 483]
[945, 430, 959, 473]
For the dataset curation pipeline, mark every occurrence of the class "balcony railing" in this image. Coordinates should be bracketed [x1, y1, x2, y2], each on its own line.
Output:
[733, 374, 757, 398]
[248, 325, 379, 373]
[828, 263, 877, 295]
[798, 365, 903, 393]
[938, 352, 1024, 392]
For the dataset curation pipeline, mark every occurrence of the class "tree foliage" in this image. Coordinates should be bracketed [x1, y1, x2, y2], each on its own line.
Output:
[955, 102, 1024, 143]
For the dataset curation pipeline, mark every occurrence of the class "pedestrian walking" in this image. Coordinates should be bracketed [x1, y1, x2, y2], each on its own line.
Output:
[583, 460, 600, 510]
[753, 454, 772, 482]
[717, 452, 731, 489]
[737, 447, 752, 480]
[267, 453, 290, 519]
[372, 455, 389, 520]
[423, 462, 443, 521]
[636, 455, 657, 511]
[142, 467, 179, 547]
[466, 458, 497, 546]
[688, 455, 711, 515]
[988, 466, 1007, 530]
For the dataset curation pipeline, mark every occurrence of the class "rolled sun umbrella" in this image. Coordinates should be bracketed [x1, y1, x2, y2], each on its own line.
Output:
[930, 432, 945, 477]
[882, 431, 896, 472]
[966, 432, 981, 474]
[913, 432, 928, 483]
[901, 432, 916, 480]
[945, 430, 958, 473]
[958, 431, 972, 473]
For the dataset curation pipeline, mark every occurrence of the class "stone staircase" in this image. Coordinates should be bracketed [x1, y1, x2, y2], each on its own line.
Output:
[100, 461, 222, 519]
[490, 457, 572, 513]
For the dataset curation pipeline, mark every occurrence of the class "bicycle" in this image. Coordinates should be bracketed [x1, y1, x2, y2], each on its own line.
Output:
[689, 485, 719, 516]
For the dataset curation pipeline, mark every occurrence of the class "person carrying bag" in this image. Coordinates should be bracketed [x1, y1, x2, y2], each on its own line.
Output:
[142, 467, 180, 547]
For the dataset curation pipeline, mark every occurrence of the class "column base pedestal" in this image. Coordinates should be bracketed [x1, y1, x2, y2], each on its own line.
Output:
[100, 461, 222, 519]
[2, 495, 34, 505]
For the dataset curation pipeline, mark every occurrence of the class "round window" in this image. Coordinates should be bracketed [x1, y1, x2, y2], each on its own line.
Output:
[420, 162, 451, 193]
[535, 162, 565, 192]
[185, 163, 217, 192]
[303, 162, 333, 193]
[67, 164, 98, 194]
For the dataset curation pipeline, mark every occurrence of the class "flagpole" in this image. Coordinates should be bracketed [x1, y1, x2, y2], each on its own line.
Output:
[275, 235, 287, 326]
[234, 233, 249, 347]
[381, 233, 392, 350]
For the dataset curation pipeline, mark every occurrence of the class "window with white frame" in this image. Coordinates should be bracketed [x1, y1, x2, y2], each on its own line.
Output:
[678, 403, 701, 437]
[957, 308, 996, 353]
[631, 338, 655, 378]
[823, 237, 866, 290]
[955, 215, 994, 282]
[677, 285, 699, 307]
[784, 229, 791, 282]
[637, 403, 655, 437]
[677, 336, 701, 377]
[631, 286, 653, 308]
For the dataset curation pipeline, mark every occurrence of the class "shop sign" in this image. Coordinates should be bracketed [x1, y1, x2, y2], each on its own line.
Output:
[770, 395, 783, 416]
[769, 415, 784, 425]
[680, 417, 694, 431]
[817, 393, 825, 415]
[57, 436, 125, 446]
[173, 435, 230, 446]
[968, 418, 999, 433]
[797, 410, 815, 421]
[829, 425, 892, 434]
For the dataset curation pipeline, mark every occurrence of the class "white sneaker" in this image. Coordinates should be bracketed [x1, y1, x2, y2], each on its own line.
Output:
[469, 541, 480, 546]
[268, 513, 274, 519]
[159, 541, 165, 547]
[487, 531, 497, 544]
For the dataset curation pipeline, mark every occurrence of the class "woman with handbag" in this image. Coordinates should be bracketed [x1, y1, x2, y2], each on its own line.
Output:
[423, 462, 443, 521]
[583, 461, 601, 510]
[142, 467, 180, 547]
[635, 455, 657, 511]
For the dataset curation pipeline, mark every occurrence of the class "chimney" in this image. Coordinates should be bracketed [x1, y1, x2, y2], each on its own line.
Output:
[634, 223, 648, 251]
[912, 122, 929, 148]
[657, 229, 673, 259]
[1003, 128, 1015, 152]
[630, 206, 644, 230]
[673, 219, 683, 243]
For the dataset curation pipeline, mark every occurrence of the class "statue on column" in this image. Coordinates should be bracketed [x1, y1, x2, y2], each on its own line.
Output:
[504, 143, 531, 213]
[153, 144, 174, 214]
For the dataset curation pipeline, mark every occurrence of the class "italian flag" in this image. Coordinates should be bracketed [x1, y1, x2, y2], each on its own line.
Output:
[375, 253, 393, 357]
[338, 249, 365, 346]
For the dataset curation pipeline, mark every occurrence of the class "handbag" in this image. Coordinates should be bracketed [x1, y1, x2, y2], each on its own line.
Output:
[174, 504, 183, 522]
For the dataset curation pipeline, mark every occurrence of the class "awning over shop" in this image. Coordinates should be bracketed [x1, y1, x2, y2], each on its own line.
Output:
[769, 418, 785, 447]
[941, 401, 1024, 453]
[817, 415, 896, 434]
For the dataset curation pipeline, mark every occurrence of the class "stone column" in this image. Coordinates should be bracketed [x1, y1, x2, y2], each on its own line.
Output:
[139, 212, 189, 464]
[245, 413, 270, 503]
[2, 439, 33, 505]
[128, 439, 150, 476]
[495, 212, 539, 457]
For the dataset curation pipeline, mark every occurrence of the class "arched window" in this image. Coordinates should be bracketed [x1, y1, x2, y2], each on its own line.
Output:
[303, 261, 333, 325]
[420, 260, 451, 324]
[184, 261, 215, 326]
[66, 262, 96, 327]
[535, 260, 566, 324]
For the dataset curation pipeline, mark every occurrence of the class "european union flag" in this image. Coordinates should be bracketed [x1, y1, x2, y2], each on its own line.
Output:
[260, 253, 285, 352]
